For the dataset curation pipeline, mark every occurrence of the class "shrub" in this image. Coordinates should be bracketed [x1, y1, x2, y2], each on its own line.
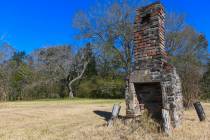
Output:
[76, 76, 125, 99]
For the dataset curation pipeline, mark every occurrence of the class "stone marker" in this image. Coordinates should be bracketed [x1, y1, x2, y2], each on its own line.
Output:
[193, 102, 206, 121]
[107, 104, 121, 127]
[162, 109, 171, 135]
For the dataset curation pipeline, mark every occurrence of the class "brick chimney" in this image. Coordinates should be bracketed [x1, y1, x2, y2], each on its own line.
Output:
[134, 2, 167, 70]
[125, 2, 184, 129]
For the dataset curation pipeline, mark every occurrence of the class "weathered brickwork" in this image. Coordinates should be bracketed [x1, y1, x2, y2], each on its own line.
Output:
[125, 2, 184, 129]
[134, 2, 166, 70]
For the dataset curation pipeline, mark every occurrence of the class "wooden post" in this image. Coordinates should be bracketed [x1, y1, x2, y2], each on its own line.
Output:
[162, 109, 171, 135]
[193, 102, 206, 121]
[107, 104, 121, 127]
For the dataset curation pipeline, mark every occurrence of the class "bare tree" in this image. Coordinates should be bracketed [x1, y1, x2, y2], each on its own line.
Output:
[0, 42, 15, 63]
[0, 43, 16, 100]
[73, 0, 146, 75]
[30, 45, 73, 97]
[30, 45, 73, 81]
[30, 44, 91, 98]
[165, 14, 209, 107]
[67, 45, 91, 98]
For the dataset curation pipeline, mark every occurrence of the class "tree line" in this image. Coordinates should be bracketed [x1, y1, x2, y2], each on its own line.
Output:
[0, 0, 209, 108]
[0, 42, 125, 100]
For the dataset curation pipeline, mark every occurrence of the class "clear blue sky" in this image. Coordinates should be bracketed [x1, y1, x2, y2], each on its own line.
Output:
[0, 0, 209, 53]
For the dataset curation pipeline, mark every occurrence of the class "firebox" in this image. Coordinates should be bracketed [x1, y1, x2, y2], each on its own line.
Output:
[135, 82, 162, 120]
[125, 2, 184, 129]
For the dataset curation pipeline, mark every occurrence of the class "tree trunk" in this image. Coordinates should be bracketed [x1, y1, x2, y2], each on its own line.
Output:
[68, 84, 74, 98]
[67, 62, 89, 98]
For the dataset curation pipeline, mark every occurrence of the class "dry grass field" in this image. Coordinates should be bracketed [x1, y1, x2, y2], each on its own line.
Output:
[0, 99, 210, 140]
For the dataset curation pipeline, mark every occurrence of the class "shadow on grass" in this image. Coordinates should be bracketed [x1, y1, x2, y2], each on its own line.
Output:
[93, 110, 112, 121]
[94, 110, 126, 122]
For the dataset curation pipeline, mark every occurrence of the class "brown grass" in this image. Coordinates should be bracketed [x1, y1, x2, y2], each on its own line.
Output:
[0, 99, 209, 140]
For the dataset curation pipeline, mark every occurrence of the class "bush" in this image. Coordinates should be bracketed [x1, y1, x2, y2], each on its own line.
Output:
[76, 76, 125, 99]
[22, 81, 68, 100]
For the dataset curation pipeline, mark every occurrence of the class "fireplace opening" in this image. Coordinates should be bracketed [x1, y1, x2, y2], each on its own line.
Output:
[134, 82, 162, 121]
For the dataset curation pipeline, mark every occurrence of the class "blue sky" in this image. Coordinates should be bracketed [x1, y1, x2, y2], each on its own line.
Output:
[0, 0, 209, 53]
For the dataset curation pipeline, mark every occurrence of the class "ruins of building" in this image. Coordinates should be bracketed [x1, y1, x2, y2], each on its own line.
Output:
[125, 2, 184, 129]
